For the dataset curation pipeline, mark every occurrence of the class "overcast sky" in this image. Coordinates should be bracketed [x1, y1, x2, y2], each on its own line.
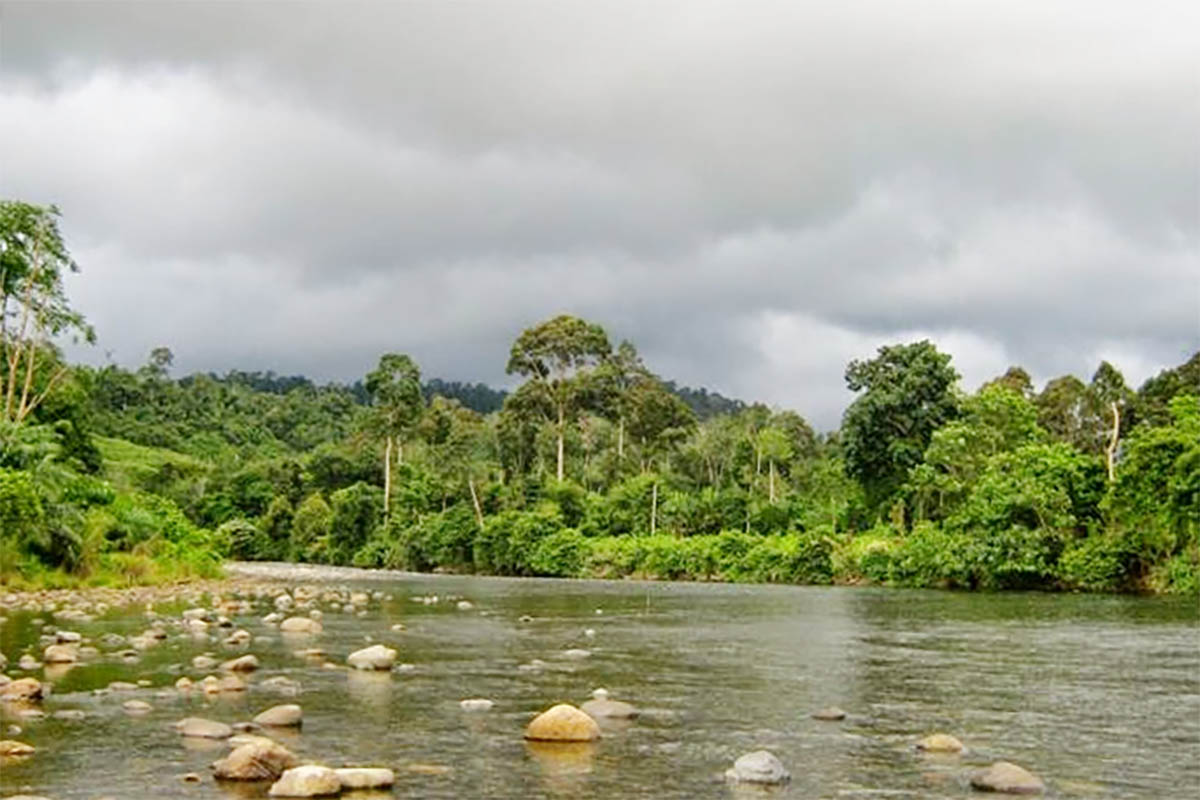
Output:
[1, 1, 1196, 428]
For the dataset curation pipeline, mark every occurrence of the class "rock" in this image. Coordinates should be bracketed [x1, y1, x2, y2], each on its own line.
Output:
[524, 704, 601, 742]
[347, 644, 396, 671]
[0, 677, 43, 702]
[581, 688, 638, 719]
[261, 676, 301, 695]
[212, 739, 299, 781]
[970, 761, 1046, 794]
[335, 767, 395, 789]
[55, 631, 82, 643]
[562, 648, 591, 660]
[917, 733, 965, 753]
[254, 704, 303, 727]
[175, 677, 194, 691]
[268, 764, 342, 797]
[221, 654, 260, 672]
[456, 600, 473, 610]
[201, 676, 222, 694]
[0, 739, 35, 756]
[107, 681, 138, 692]
[724, 750, 791, 784]
[812, 706, 847, 721]
[181, 772, 202, 782]
[17, 655, 40, 670]
[192, 655, 218, 670]
[175, 717, 234, 739]
[219, 674, 247, 692]
[123, 700, 153, 714]
[42, 644, 77, 665]
[52, 709, 86, 721]
[224, 629, 252, 645]
[459, 698, 494, 712]
[279, 617, 322, 635]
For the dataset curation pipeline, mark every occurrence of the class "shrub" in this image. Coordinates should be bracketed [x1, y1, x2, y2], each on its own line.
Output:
[831, 525, 900, 583]
[888, 522, 971, 588]
[473, 508, 564, 575]
[530, 529, 588, 577]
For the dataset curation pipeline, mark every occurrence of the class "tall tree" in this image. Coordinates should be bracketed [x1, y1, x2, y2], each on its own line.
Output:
[506, 315, 611, 482]
[590, 339, 651, 462]
[841, 340, 960, 509]
[364, 353, 424, 516]
[0, 201, 94, 423]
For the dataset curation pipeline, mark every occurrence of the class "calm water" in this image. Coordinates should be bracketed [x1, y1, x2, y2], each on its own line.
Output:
[1, 564, 1197, 799]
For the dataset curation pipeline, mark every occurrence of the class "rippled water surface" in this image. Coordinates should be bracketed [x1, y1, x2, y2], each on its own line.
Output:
[1, 564, 1197, 799]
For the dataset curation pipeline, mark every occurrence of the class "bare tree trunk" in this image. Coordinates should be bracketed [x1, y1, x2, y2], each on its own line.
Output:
[618, 417, 625, 460]
[397, 439, 404, 466]
[556, 403, 565, 482]
[650, 481, 658, 535]
[383, 436, 393, 516]
[1106, 401, 1120, 482]
[769, 460, 776, 503]
[468, 477, 484, 530]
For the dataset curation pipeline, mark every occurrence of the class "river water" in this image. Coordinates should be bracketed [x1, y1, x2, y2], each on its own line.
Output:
[1, 564, 1197, 799]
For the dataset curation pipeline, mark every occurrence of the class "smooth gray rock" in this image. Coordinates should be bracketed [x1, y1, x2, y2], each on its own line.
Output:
[175, 717, 234, 739]
[724, 750, 791, 784]
[254, 704, 303, 727]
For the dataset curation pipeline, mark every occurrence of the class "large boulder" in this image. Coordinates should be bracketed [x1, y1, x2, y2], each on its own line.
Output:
[268, 764, 342, 797]
[581, 688, 638, 719]
[724, 750, 791, 784]
[0, 678, 43, 702]
[347, 644, 396, 671]
[917, 733, 965, 753]
[970, 761, 1046, 794]
[524, 704, 601, 742]
[254, 704, 303, 727]
[335, 767, 395, 789]
[212, 739, 299, 781]
[175, 717, 234, 739]
[279, 617, 322, 635]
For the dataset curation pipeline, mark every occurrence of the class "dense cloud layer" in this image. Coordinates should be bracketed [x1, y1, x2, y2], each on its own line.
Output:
[2, 1, 1196, 428]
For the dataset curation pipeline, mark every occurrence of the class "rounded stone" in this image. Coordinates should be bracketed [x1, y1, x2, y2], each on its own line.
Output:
[335, 767, 395, 789]
[581, 688, 638, 719]
[175, 717, 234, 739]
[347, 644, 397, 671]
[279, 617, 322, 634]
[221, 654, 260, 672]
[724, 750, 791, 784]
[970, 761, 1046, 794]
[0, 677, 43, 702]
[254, 704, 303, 727]
[268, 764, 342, 797]
[0, 739, 35, 756]
[812, 706, 847, 721]
[212, 739, 299, 781]
[42, 643, 79, 664]
[524, 704, 601, 742]
[917, 733, 965, 753]
[459, 698, 494, 712]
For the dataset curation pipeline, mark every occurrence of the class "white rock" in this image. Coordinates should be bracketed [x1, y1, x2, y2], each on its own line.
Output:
[459, 698, 494, 711]
[347, 644, 396, 671]
[725, 750, 790, 784]
[268, 764, 341, 797]
[335, 767, 395, 789]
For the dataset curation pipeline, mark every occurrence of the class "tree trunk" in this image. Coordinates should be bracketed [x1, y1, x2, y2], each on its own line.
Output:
[618, 417, 625, 460]
[1106, 401, 1120, 482]
[556, 402, 565, 482]
[468, 477, 484, 530]
[383, 436, 393, 516]
[769, 460, 776, 503]
[650, 481, 658, 535]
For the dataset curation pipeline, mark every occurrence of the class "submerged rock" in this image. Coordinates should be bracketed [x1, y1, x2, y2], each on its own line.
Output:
[122, 699, 152, 714]
[254, 704, 303, 727]
[279, 617, 322, 634]
[812, 706, 847, 721]
[970, 761, 1046, 794]
[221, 654, 260, 672]
[524, 704, 601, 742]
[268, 764, 342, 797]
[917, 733, 965, 753]
[212, 739, 299, 781]
[581, 688, 638, 719]
[175, 717, 234, 739]
[459, 698, 494, 712]
[724, 750, 791, 784]
[347, 644, 396, 671]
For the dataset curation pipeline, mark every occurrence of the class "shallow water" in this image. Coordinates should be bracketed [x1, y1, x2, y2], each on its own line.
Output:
[1, 564, 1197, 799]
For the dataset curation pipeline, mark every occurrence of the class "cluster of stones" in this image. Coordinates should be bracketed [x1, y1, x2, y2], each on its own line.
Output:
[1, 580, 1047, 797]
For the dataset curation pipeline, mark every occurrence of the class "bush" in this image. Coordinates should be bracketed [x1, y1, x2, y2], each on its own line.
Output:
[530, 529, 588, 577]
[473, 508, 564, 575]
[888, 522, 972, 588]
[831, 525, 900, 583]
[218, 518, 262, 561]
[388, 506, 477, 571]
[729, 531, 833, 584]
[290, 493, 333, 562]
[1057, 532, 1140, 592]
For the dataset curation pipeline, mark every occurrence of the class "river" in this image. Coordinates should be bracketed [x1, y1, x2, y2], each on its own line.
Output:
[1, 563, 1197, 798]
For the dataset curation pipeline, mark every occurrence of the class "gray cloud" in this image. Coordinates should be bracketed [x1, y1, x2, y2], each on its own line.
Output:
[2, 0, 1196, 428]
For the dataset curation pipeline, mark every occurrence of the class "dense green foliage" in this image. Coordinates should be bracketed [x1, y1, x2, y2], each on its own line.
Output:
[2, 201, 1196, 595]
